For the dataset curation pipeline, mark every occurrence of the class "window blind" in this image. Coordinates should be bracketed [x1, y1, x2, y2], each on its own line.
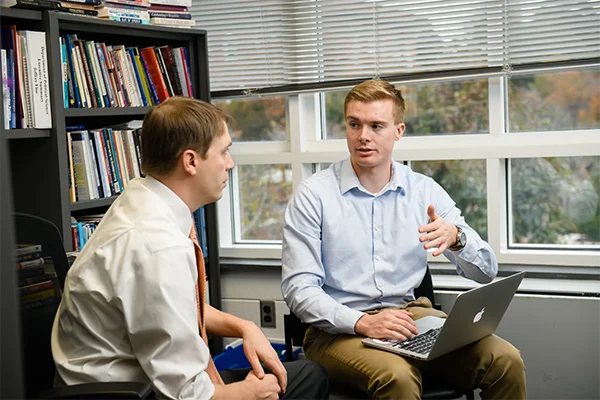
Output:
[190, 0, 600, 92]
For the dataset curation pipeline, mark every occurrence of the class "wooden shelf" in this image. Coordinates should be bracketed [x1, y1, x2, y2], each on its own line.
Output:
[70, 195, 118, 212]
[64, 107, 151, 118]
[4, 129, 51, 139]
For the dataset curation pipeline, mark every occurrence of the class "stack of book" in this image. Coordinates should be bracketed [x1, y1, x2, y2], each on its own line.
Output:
[96, 0, 151, 24]
[1, 25, 51, 129]
[15, 244, 61, 312]
[148, 0, 194, 29]
[4, 0, 104, 17]
[61, 34, 194, 108]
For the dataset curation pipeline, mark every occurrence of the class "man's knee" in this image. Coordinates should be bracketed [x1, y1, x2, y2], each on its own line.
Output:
[294, 360, 330, 397]
[368, 366, 421, 399]
[484, 338, 526, 387]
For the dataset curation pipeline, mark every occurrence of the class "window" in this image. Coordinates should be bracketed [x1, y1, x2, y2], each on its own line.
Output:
[510, 156, 600, 249]
[323, 78, 489, 139]
[213, 97, 288, 142]
[508, 68, 600, 132]
[234, 164, 293, 242]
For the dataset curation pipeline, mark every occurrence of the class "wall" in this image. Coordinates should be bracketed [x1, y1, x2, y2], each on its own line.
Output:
[219, 266, 600, 400]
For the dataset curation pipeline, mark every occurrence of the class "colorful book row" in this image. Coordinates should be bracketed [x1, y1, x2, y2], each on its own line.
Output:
[61, 34, 194, 109]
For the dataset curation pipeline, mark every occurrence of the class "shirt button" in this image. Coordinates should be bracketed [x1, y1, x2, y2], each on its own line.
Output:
[374, 226, 378, 231]
[375, 255, 380, 260]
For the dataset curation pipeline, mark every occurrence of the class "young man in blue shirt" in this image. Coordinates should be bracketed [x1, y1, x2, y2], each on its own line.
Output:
[282, 79, 526, 399]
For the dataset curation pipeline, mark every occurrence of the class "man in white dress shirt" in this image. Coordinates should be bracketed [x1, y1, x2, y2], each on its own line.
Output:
[52, 97, 329, 400]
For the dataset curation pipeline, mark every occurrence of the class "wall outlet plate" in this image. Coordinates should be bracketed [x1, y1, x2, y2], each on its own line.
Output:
[260, 300, 276, 328]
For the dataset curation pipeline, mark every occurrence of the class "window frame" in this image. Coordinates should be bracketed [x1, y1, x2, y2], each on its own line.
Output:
[216, 68, 600, 268]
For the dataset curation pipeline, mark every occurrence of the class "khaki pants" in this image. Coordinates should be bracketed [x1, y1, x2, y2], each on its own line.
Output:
[304, 298, 526, 400]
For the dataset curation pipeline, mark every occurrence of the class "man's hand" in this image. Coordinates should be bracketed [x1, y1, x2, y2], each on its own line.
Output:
[241, 321, 288, 394]
[354, 309, 418, 341]
[211, 371, 280, 400]
[418, 205, 458, 256]
[244, 371, 281, 400]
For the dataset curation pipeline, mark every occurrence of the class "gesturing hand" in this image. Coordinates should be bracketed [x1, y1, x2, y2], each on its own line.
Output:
[242, 322, 288, 394]
[418, 205, 458, 256]
[354, 309, 418, 341]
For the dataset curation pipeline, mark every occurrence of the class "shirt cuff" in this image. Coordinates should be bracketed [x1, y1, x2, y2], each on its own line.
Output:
[335, 306, 365, 335]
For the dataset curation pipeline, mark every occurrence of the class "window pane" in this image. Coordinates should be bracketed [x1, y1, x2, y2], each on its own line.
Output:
[511, 157, 600, 247]
[213, 97, 288, 142]
[237, 164, 292, 241]
[323, 79, 489, 139]
[411, 160, 488, 241]
[508, 68, 600, 132]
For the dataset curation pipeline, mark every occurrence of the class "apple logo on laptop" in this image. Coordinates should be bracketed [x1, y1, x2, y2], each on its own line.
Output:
[473, 307, 485, 323]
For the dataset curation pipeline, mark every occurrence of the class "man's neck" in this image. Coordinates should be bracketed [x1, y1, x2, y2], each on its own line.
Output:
[351, 159, 393, 195]
[150, 174, 205, 213]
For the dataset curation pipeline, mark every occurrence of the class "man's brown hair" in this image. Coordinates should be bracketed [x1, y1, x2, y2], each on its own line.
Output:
[344, 79, 406, 124]
[141, 97, 231, 176]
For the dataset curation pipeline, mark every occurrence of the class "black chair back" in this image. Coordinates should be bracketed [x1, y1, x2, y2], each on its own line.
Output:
[13, 213, 69, 397]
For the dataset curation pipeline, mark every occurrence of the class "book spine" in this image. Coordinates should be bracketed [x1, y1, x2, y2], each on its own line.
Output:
[19, 280, 54, 296]
[64, 35, 81, 108]
[95, 43, 116, 107]
[181, 47, 193, 97]
[159, 46, 182, 96]
[76, 40, 100, 108]
[137, 49, 159, 104]
[154, 47, 173, 97]
[16, 257, 45, 270]
[101, 129, 119, 194]
[148, 12, 191, 19]
[139, 47, 168, 102]
[24, 31, 52, 128]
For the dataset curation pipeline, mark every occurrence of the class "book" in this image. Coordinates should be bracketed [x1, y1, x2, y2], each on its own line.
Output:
[14, 244, 42, 257]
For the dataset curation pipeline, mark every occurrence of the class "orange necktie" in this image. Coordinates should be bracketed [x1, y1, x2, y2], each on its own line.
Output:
[190, 225, 224, 385]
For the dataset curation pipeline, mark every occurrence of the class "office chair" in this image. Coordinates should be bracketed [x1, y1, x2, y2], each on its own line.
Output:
[13, 212, 151, 399]
[283, 266, 475, 400]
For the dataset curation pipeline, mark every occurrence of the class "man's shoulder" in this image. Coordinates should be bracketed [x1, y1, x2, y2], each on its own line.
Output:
[395, 162, 437, 190]
[101, 185, 188, 252]
[299, 161, 341, 193]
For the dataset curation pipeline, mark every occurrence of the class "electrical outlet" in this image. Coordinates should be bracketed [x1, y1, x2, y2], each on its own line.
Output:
[259, 300, 276, 328]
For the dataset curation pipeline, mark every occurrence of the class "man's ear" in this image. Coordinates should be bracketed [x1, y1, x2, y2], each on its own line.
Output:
[181, 149, 197, 176]
[395, 123, 405, 141]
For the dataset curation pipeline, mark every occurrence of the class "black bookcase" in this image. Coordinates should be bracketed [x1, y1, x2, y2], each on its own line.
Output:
[1, 9, 223, 357]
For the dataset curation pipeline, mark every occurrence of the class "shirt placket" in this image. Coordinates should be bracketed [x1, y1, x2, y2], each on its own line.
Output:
[372, 196, 384, 306]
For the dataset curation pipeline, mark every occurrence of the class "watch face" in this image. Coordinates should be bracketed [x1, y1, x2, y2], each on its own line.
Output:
[458, 230, 467, 246]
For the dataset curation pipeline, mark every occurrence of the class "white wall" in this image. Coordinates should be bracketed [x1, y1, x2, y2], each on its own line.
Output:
[219, 266, 600, 400]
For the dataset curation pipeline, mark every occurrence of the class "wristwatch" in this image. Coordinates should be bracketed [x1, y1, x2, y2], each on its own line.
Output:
[449, 226, 467, 250]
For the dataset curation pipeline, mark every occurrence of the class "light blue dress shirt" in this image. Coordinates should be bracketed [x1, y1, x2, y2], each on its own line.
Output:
[281, 158, 498, 335]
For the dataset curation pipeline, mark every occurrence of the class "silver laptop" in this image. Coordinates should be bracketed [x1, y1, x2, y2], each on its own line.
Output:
[362, 271, 525, 361]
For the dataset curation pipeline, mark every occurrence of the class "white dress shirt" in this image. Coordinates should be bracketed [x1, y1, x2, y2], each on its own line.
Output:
[52, 176, 215, 400]
[282, 158, 498, 335]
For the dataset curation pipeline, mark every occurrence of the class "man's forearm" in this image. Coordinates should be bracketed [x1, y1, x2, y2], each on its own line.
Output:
[204, 304, 254, 337]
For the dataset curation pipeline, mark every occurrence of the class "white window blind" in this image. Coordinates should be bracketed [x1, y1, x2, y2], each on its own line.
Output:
[191, 0, 600, 92]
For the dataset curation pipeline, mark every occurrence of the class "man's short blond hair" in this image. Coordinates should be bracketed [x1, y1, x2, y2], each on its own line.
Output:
[141, 97, 231, 176]
[344, 79, 406, 124]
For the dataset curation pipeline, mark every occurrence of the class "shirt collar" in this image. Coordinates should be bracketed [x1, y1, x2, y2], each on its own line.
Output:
[143, 175, 193, 236]
[339, 157, 407, 196]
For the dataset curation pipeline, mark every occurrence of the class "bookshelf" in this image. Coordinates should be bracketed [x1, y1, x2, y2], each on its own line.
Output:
[1, 9, 223, 355]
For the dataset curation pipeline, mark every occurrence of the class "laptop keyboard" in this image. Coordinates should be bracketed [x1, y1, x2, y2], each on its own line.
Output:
[391, 327, 442, 355]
